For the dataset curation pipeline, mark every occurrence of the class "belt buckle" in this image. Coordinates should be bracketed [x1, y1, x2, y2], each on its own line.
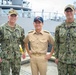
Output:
[36, 52, 41, 56]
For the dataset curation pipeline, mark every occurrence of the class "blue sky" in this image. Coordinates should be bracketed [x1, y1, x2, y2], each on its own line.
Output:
[28, 0, 76, 14]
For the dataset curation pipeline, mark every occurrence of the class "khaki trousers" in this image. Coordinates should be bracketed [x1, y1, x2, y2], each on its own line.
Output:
[30, 54, 47, 75]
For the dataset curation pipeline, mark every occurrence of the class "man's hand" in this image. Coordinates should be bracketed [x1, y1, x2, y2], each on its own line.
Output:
[45, 54, 52, 60]
[0, 58, 2, 63]
[45, 46, 54, 60]
[22, 53, 26, 59]
[55, 59, 58, 64]
[28, 51, 32, 58]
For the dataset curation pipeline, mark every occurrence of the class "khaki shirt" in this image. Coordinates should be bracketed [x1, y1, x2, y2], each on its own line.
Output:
[24, 30, 54, 53]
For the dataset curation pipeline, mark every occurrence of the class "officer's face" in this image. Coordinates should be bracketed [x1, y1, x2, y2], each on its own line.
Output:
[64, 9, 75, 20]
[8, 14, 18, 23]
[34, 20, 43, 30]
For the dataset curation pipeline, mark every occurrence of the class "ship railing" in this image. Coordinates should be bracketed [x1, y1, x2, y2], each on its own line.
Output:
[0, 8, 66, 21]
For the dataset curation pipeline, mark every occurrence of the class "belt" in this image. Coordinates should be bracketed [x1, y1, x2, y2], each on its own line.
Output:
[32, 53, 46, 56]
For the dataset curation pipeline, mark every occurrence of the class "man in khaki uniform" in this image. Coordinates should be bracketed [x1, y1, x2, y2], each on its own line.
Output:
[24, 16, 54, 75]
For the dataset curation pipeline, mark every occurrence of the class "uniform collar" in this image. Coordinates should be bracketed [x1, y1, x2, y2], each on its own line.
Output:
[63, 19, 76, 27]
[5, 22, 19, 32]
[33, 30, 44, 35]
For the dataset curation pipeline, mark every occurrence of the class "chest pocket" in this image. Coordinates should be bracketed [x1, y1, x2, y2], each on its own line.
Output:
[59, 28, 66, 43]
[40, 38, 47, 43]
[4, 29, 11, 40]
[71, 27, 76, 41]
[29, 37, 36, 45]
[72, 32, 76, 38]
[39, 38, 48, 46]
[15, 29, 21, 39]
